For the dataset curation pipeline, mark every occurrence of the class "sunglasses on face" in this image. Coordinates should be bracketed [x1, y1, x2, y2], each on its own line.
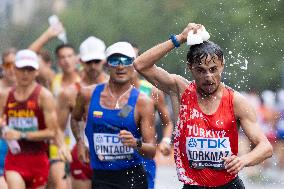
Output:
[85, 59, 102, 64]
[107, 55, 134, 67]
[2, 62, 14, 69]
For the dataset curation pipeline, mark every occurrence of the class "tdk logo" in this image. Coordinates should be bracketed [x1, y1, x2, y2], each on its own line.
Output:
[187, 137, 228, 149]
[95, 134, 122, 144]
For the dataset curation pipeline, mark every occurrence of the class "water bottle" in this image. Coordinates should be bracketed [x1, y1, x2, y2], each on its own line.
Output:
[48, 15, 68, 44]
[2, 127, 21, 154]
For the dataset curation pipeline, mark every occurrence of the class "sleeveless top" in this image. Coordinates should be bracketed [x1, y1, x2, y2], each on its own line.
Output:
[174, 82, 238, 187]
[4, 85, 48, 153]
[86, 83, 142, 170]
[51, 73, 81, 97]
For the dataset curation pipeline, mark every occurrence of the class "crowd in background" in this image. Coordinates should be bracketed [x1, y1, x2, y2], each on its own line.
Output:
[0, 22, 283, 189]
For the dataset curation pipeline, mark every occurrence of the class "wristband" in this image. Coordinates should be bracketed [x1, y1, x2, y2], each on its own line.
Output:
[136, 138, 142, 149]
[169, 34, 180, 48]
[20, 132, 27, 140]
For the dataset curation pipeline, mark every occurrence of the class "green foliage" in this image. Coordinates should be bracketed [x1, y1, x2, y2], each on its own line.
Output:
[3, 0, 284, 91]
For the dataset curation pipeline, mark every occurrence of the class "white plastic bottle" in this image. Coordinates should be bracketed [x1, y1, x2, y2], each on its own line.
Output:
[2, 127, 21, 154]
[48, 15, 68, 44]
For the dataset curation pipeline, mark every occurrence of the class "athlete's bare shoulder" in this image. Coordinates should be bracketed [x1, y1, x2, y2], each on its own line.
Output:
[233, 90, 256, 119]
[172, 74, 191, 95]
[58, 84, 79, 102]
[137, 90, 154, 109]
[39, 85, 56, 104]
[80, 83, 101, 100]
[0, 88, 10, 109]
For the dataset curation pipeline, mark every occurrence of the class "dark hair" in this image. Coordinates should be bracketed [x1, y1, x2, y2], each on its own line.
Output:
[186, 41, 223, 65]
[55, 44, 76, 57]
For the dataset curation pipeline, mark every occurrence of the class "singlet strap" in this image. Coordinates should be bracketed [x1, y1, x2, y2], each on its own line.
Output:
[92, 83, 105, 102]
[127, 87, 139, 108]
[31, 84, 42, 100]
[5, 87, 16, 108]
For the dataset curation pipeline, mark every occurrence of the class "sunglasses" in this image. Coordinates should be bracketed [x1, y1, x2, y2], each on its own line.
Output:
[2, 62, 14, 69]
[107, 55, 134, 67]
[85, 59, 102, 64]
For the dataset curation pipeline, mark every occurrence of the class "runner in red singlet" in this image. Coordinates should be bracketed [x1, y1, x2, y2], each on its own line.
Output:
[134, 23, 273, 188]
[0, 49, 69, 189]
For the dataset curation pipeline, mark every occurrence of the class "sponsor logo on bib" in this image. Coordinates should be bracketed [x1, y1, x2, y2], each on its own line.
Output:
[94, 133, 134, 161]
[186, 136, 232, 169]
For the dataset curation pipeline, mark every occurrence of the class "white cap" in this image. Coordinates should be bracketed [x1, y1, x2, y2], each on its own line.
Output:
[106, 42, 136, 59]
[79, 36, 106, 62]
[15, 49, 39, 70]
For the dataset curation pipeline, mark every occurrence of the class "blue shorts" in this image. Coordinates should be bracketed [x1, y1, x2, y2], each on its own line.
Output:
[0, 139, 8, 176]
[142, 158, 156, 189]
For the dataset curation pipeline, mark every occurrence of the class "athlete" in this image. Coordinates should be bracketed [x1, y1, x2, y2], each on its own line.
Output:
[134, 23, 273, 188]
[71, 42, 156, 189]
[0, 48, 17, 189]
[58, 36, 109, 189]
[30, 23, 80, 189]
[132, 71, 173, 189]
[0, 49, 69, 189]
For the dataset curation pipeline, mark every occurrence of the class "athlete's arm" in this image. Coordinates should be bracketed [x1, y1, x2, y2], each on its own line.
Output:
[57, 87, 76, 131]
[3, 88, 58, 141]
[30, 88, 58, 141]
[29, 24, 64, 53]
[71, 86, 94, 163]
[133, 23, 201, 94]
[120, 94, 156, 158]
[152, 88, 173, 155]
[0, 91, 8, 129]
[223, 92, 273, 175]
[71, 90, 86, 142]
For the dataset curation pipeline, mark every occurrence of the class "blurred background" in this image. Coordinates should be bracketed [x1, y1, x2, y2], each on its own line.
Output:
[0, 0, 284, 188]
[0, 0, 283, 91]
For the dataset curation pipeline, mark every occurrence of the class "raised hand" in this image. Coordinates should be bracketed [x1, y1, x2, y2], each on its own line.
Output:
[177, 23, 203, 44]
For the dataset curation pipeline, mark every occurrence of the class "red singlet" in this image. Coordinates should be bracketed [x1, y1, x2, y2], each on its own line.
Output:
[174, 82, 238, 187]
[4, 85, 49, 188]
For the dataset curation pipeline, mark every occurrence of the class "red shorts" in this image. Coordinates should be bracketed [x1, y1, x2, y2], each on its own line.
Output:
[70, 144, 93, 180]
[5, 151, 49, 188]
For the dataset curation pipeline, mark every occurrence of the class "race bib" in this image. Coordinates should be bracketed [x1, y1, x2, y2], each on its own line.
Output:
[9, 117, 39, 132]
[94, 133, 134, 161]
[186, 137, 232, 170]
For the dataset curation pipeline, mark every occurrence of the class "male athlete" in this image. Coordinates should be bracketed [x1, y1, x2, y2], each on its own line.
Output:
[30, 23, 80, 189]
[0, 49, 69, 189]
[134, 23, 273, 188]
[58, 36, 109, 189]
[72, 42, 156, 189]
[132, 70, 173, 189]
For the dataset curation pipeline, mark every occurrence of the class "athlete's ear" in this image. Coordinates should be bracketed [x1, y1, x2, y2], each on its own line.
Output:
[187, 62, 193, 71]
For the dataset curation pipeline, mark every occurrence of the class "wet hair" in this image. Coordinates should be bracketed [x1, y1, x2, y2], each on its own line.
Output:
[186, 41, 224, 65]
[55, 44, 76, 57]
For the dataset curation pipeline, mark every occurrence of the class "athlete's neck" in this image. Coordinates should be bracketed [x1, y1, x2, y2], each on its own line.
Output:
[196, 83, 224, 101]
[131, 75, 140, 89]
[15, 81, 37, 98]
[108, 81, 133, 97]
[62, 71, 79, 84]
[83, 72, 107, 86]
